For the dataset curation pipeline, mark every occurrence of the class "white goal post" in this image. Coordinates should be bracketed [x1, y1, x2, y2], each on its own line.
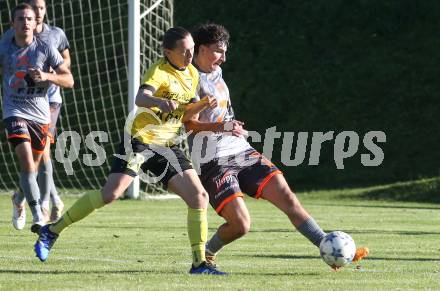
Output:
[127, 0, 175, 199]
[127, 0, 142, 199]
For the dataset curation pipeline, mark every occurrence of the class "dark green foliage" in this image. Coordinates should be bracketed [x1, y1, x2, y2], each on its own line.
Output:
[175, 0, 440, 189]
[356, 177, 440, 203]
[0, 1, 438, 192]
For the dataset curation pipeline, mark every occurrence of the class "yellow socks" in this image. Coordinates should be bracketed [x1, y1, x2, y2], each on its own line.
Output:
[49, 191, 105, 234]
[187, 208, 208, 267]
[49, 194, 209, 268]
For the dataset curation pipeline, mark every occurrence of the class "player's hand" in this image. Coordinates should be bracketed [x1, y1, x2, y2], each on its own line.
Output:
[201, 95, 217, 109]
[28, 68, 48, 82]
[158, 99, 178, 113]
[224, 120, 248, 137]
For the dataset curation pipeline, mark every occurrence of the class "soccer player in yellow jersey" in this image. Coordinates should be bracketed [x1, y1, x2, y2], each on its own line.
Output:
[34, 27, 227, 275]
[185, 23, 369, 270]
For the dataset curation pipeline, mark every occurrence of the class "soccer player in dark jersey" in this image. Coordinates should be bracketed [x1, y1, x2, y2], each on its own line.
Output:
[0, 3, 73, 233]
[34, 27, 227, 275]
[186, 23, 369, 270]
[3, 0, 71, 230]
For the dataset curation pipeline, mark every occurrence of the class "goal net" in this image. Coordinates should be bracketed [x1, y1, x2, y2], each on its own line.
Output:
[0, 0, 174, 197]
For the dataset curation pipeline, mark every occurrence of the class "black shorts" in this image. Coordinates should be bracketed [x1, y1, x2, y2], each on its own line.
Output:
[110, 137, 193, 188]
[3, 116, 49, 154]
[48, 102, 61, 144]
[199, 148, 282, 213]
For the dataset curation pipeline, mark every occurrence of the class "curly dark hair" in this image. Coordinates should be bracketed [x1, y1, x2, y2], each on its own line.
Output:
[192, 23, 230, 54]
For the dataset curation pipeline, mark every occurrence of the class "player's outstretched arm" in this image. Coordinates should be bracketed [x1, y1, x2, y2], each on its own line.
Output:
[184, 116, 223, 132]
[29, 63, 74, 88]
[135, 86, 178, 112]
[185, 118, 248, 137]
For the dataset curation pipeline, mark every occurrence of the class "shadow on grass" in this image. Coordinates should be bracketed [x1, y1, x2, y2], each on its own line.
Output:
[311, 202, 440, 210]
[82, 225, 186, 230]
[248, 229, 440, 235]
[230, 271, 320, 276]
[251, 254, 317, 260]
[353, 257, 440, 262]
[342, 177, 440, 203]
[251, 254, 440, 262]
[0, 268, 320, 276]
[336, 229, 440, 236]
[0, 269, 181, 275]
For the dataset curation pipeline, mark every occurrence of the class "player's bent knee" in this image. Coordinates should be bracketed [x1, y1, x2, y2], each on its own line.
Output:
[230, 215, 251, 237]
[199, 189, 209, 202]
[234, 219, 251, 237]
[101, 173, 133, 204]
[101, 189, 119, 204]
[179, 188, 209, 209]
[193, 190, 209, 208]
[101, 180, 126, 204]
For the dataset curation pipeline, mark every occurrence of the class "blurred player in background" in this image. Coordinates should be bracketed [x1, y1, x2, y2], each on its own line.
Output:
[3, 0, 71, 230]
[34, 27, 227, 275]
[186, 23, 369, 269]
[0, 3, 73, 233]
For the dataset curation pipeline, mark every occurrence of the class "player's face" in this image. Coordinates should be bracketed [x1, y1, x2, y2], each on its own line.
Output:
[13, 8, 36, 38]
[200, 42, 227, 73]
[29, 0, 46, 25]
[165, 35, 195, 69]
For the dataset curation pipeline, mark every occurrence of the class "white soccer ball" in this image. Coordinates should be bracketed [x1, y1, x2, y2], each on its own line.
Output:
[319, 231, 356, 268]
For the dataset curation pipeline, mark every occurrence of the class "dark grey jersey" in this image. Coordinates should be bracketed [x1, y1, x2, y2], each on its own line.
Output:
[0, 37, 64, 124]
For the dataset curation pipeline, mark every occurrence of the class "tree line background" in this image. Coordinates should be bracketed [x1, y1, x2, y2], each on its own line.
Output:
[0, 0, 438, 193]
[175, 0, 440, 190]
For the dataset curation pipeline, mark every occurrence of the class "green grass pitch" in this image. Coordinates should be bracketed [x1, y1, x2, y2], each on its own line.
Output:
[1, 185, 439, 290]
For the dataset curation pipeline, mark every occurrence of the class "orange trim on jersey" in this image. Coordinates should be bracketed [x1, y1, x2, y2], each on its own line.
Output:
[32, 148, 44, 154]
[255, 170, 283, 199]
[41, 124, 49, 132]
[249, 151, 260, 157]
[216, 112, 226, 122]
[8, 134, 30, 140]
[215, 192, 244, 214]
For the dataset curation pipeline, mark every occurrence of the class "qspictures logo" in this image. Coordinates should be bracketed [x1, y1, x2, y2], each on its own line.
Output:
[53, 108, 386, 181]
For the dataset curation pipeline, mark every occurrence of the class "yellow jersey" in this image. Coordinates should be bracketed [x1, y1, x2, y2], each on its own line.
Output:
[126, 58, 199, 146]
